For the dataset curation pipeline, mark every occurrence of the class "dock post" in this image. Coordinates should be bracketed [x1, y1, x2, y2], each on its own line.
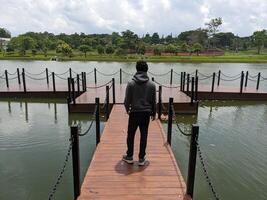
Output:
[211, 72, 215, 93]
[256, 72, 261, 90]
[71, 78, 76, 105]
[17, 68, 21, 85]
[195, 69, 198, 78]
[22, 68, 26, 93]
[180, 72, 183, 91]
[46, 68, 49, 84]
[81, 72, 84, 92]
[52, 72, 56, 92]
[94, 68, 97, 84]
[217, 70, 221, 86]
[191, 77, 195, 104]
[195, 76, 198, 101]
[120, 68, 122, 84]
[167, 98, 173, 145]
[186, 124, 199, 199]
[158, 85, 162, 120]
[151, 77, 154, 82]
[77, 74, 80, 95]
[105, 85, 110, 120]
[95, 97, 100, 145]
[183, 72, 186, 92]
[68, 78, 71, 101]
[69, 68, 72, 79]
[84, 72, 87, 91]
[240, 71, 244, 94]
[5, 70, 9, 88]
[112, 78, 116, 104]
[71, 125, 81, 199]
[170, 69, 173, 85]
[186, 74, 190, 95]
[245, 71, 248, 87]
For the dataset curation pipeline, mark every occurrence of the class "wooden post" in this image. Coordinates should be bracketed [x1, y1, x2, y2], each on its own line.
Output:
[170, 69, 173, 85]
[68, 78, 71, 100]
[186, 124, 199, 199]
[186, 74, 190, 94]
[52, 72, 56, 92]
[84, 72, 87, 91]
[167, 98, 173, 145]
[158, 85, 162, 120]
[22, 68, 26, 93]
[151, 77, 154, 82]
[5, 70, 9, 88]
[195, 69, 198, 78]
[17, 68, 21, 85]
[217, 70, 221, 86]
[46, 68, 49, 84]
[256, 72, 261, 90]
[105, 85, 110, 120]
[245, 71, 248, 87]
[69, 68, 72, 79]
[180, 72, 183, 91]
[94, 68, 97, 84]
[77, 74, 80, 95]
[112, 78, 116, 104]
[211, 72, 215, 93]
[71, 125, 81, 199]
[95, 97, 100, 145]
[183, 72, 186, 92]
[191, 77, 195, 104]
[240, 71, 244, 94]
[120, 68, 122, 84]
[71, 78, 76, 105]
[195, 76, 198, 101]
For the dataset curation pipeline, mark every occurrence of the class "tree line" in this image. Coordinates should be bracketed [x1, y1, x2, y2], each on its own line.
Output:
[1, 18, 267, 57]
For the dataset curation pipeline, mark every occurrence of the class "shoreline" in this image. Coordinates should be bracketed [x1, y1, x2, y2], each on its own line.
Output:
[1, 55, 267, 63]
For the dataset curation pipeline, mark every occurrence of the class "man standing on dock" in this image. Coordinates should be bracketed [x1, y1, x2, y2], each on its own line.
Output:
[123, 60, 156, 166]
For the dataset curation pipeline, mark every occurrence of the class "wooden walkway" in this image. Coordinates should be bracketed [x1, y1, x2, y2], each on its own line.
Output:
[77, 105, 188, 200]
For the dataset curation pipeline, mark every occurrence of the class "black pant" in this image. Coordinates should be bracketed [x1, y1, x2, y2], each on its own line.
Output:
[126, 112, 150, 159]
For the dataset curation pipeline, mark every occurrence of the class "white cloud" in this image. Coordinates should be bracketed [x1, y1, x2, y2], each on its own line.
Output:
[0, 0, 266, 37]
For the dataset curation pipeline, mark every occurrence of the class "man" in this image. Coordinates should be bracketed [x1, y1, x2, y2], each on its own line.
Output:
[123, 60, 156, 166]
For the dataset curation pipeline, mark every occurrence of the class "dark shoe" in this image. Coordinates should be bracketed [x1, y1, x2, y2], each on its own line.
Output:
[138, 157, 146, 166]
[122, 155, 134, 164]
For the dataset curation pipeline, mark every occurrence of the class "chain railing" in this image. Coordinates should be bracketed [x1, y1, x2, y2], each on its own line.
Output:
[48, 137, 73, 200]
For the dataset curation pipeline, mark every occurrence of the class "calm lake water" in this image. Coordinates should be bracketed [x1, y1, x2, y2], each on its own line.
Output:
[0, 61, 267, 200]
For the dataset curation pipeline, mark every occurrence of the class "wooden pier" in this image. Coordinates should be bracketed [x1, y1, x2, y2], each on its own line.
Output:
[77, 105, 189, 200]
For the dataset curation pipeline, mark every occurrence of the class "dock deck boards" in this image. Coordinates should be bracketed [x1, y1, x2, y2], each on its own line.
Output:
[77, 105, 187, 200]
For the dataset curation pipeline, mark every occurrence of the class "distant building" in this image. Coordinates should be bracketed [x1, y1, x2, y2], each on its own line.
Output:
[0, 37, 11, 50]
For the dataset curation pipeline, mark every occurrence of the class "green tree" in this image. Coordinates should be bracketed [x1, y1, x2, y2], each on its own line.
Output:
[56, 42, 72, 57]
[165, 44, 178, 54]
[252, 30, 267, 54]
[151, 32, 160, 44]
[115, 48, 127, 56]
[0, 28, 11, 38]
[153, 46, 162, 55]
[205, 17, 223, 48]
[106, 45, 115, 54]
[192, 43, 203, 55]
[136, 43, 146, 55]
[97, 45, 105, 54]
[9, 36, 36, 55]
[180, 42, 189, 52]
[79, 44, 91, 57]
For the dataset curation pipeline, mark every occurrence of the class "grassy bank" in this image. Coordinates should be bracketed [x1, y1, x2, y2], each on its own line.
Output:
[1, 51, 267, 63]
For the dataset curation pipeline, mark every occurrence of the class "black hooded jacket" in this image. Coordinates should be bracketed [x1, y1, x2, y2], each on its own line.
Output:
[124, 71, 156, 116]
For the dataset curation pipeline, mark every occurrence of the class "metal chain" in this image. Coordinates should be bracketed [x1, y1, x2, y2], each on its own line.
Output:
[220, 76, 241, 82]
[196, 140, 221, 200]
[148, 70, 171, 77]
[121, 70, 134, 76]
[171, 105, 192, 136]
[78, 106, 97, 136]
[198, 75, 213, 81]
[25, 74, 49, 81]
[48, 137, 73, 200]
[154, 79, 180, 88]
[97, 69, 120, 76]
[54, 74, 68, 80]
[53, 70, 69, 76]
[25, 69, 46, 76]
[86, 70, 94, 75]
[7, 71, 17, 75]
[87, 80, 112, 89]
[220, 72, 241, 79]
[198, 72, 212, 78]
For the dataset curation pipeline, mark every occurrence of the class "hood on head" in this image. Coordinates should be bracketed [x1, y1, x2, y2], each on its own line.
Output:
[132, 71, 149, 84]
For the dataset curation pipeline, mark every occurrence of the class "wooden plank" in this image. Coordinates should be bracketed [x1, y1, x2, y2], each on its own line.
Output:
[77, 105, 188, 200]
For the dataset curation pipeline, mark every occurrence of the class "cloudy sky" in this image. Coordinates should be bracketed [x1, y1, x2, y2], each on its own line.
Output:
[0, 0, 266, 37]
